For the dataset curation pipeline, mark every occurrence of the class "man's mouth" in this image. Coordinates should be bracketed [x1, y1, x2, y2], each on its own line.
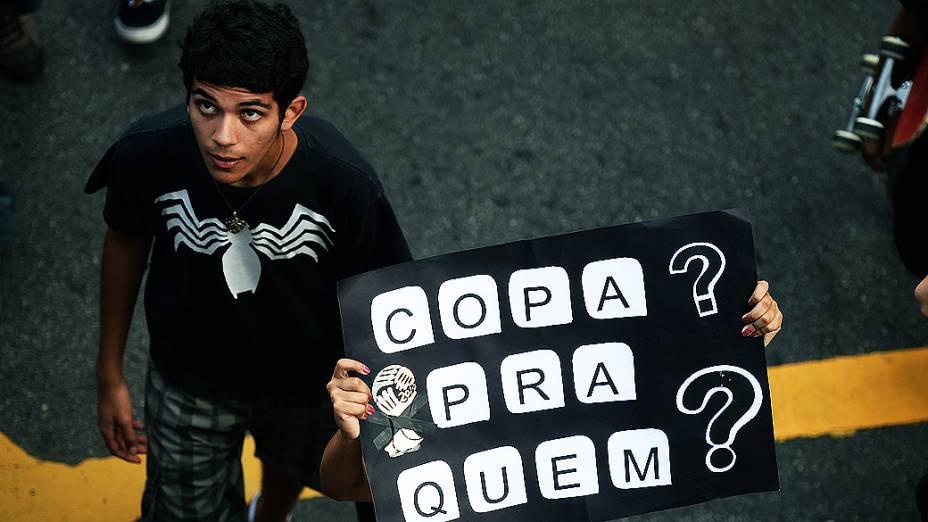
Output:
[209, 153, 243, 170]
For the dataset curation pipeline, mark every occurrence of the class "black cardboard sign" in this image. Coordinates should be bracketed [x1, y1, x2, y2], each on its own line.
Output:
[337, 209, 778, 522]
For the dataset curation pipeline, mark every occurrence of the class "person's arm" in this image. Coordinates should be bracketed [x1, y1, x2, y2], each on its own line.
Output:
[96, 227, 152, 463]
[321, 430, 372, 501]
[320, 358, 375, 501]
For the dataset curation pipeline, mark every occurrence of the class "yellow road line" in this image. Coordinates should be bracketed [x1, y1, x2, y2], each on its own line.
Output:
[2, 347, 928, 520]
[0, 433, 320, 521]
[769, 346, 928, 440]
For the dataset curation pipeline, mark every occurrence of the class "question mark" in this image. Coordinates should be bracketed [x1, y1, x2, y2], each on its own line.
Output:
[668, 242, 727, 317]
[675, 365, 762, 473]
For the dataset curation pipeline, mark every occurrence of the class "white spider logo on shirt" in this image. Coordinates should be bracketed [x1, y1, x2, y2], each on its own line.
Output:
[154, 190, 335, 298]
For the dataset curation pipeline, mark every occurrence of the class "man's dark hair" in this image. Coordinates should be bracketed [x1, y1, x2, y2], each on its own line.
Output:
[179, 0, 309, 119]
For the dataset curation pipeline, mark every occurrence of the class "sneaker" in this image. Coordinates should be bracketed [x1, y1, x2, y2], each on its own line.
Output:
[0, 14, 44, 83]
[114, 0, 171, 44]
[0, 184, 13, 251]
[247, 491, 260, 522]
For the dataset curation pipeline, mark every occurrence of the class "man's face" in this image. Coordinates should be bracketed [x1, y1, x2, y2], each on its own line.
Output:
[188, 80, 282, 187]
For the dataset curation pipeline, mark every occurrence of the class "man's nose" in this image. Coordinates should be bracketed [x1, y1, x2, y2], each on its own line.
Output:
[211, 116, 237, 147]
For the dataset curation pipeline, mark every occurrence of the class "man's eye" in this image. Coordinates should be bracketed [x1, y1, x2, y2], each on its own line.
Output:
[242, 110, 262, 122]
[197, 101, 216, 114]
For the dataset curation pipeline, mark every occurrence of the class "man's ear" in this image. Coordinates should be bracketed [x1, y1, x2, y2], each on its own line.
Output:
[280, 95, 308, 131]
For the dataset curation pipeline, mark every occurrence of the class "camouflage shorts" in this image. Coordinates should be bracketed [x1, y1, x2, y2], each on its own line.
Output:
[140, 362, 335, 521]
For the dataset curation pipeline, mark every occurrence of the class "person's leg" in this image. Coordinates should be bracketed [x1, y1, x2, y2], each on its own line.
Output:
[141, 362, 250, 521]
[249, 396, 338, 521]
[251, 461, 303, 522]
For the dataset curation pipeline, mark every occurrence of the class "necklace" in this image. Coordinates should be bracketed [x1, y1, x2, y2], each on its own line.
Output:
[211, 131, 285, 233]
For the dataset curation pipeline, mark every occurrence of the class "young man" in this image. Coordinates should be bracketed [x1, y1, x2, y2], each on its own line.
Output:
[85, 1, 410, 520]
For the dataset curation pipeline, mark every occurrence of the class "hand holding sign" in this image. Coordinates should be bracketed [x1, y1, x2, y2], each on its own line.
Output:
[741, 280, 783, 346]
[326, 358, 375, 441]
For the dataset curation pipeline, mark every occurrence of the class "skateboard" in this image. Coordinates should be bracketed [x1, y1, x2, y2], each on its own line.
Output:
[832, 36, 928, 154]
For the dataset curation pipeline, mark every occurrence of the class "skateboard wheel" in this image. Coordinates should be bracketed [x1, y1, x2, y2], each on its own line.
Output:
[853, 117, 885, 140]
[832, 130, 862, 152]
[880, 35, 910, 61]
[860, 53, 879, 73]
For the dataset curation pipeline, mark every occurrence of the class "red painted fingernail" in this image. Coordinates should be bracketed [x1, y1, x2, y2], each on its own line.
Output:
[362, 365, 371, 375]
[367, 405, 375, 414]
[741, 326, 753, 337]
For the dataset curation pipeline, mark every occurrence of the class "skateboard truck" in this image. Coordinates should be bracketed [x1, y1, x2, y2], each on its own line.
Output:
[833, 36, 912, 152]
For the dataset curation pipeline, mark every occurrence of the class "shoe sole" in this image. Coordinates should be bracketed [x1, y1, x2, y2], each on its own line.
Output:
[114, 5, 170, 44]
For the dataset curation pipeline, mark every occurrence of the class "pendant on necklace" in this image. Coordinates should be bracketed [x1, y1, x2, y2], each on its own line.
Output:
[224, 212, 249, 233]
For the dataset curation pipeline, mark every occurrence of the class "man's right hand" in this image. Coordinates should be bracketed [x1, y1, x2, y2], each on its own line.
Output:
[96, 375, 146, 463]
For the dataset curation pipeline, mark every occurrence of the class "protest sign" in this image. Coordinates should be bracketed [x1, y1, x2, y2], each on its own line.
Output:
[338, 209, 778, 521]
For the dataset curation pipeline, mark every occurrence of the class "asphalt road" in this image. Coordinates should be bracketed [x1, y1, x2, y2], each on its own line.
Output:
[1, 0, 927, 520]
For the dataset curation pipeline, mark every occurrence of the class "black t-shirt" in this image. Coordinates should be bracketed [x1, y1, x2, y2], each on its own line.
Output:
[85, 105, 412, 401]
[901, 0, 928, 18]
